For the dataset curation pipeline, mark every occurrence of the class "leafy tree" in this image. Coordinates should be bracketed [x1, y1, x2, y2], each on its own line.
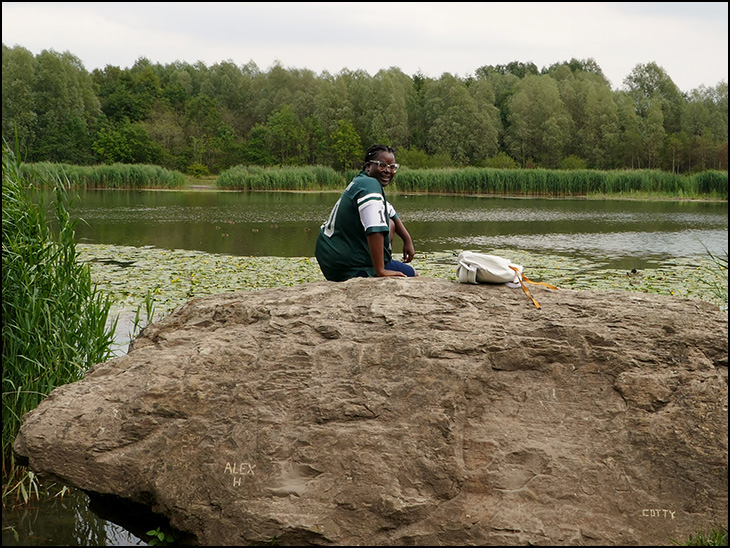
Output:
[468, 77, 502, 160]
[141, 102, 187, 170]
[663, 132, 689, 173]
[474, 69, 520, 150]
[243, 124, 275, 166]
[330, 119, 362, 170]
[545, 58, 610, 88]
[252, 62, 296, 125]
[267, 104, 305, 165]
[30, 49, 100, 164]
[396, 147, 430, 169]
[624, 61, 684, 137]
[93, 60, 161, 123]
[208, 123, 244, 172]
[405, 71, 429, 152]
[559, 154, 588, 170]
[182, 94, 224, 169]
[681, 83, 729, 171]
[641, 101, 666, 169]
[558, 72, 620, 169]
[367, 68, 412, 148]
[477, 61, 539, 79]
[422, 74, 499, 165]
[505, 74, 571, 167]
[92, 117, 162, 164]
[300, 115, 329, 165]
[2, 45, 37, 156]
[614, 92, 643, 168]
[312, 70, 354, 139]
[337, 69, 378, 148]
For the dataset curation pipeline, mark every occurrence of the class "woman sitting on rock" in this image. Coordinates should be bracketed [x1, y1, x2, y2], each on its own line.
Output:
[315, 144, 417, 281]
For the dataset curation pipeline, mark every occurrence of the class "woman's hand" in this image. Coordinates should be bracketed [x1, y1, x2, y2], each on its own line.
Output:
[402, 240, 415, 263]
[379, 269, 407, 278]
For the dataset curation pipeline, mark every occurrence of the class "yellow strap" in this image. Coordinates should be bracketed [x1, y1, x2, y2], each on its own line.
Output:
[522, 274, 559, 291]
[509, 267, 560, 309]
[510, 266, 542, 309]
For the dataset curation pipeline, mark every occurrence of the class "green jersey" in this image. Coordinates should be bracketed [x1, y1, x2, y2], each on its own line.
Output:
[315, 172, 396, 281]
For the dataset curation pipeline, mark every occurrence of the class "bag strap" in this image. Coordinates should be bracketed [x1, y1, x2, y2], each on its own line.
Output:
[522, 274, 559, 291]
[509, 266, 559, 309]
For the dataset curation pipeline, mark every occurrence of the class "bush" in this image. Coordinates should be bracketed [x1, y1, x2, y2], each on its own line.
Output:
[186, 163, 210, 178]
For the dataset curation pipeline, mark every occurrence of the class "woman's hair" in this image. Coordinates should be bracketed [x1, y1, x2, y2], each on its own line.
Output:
[362, 144, 396, 170]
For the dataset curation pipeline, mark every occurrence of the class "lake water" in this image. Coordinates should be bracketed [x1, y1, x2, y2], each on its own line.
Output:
[5, 189, 727, 546]
[66, 190, 728, 270]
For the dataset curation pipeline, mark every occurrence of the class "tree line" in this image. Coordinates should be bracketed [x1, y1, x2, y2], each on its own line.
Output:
[2, 44, 727, 175]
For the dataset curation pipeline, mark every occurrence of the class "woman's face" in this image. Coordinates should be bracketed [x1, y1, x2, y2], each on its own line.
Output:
[365, 151, 397, 187]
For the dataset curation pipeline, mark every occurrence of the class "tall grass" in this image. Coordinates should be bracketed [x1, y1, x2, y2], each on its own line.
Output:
[699, 247, 729, 311]
[14, 162, 727, 199]
[217, 165, 346, 190]
[19, 162, 186, 189]
[2, 145, 117, 503]
[392, 167, 728, 199]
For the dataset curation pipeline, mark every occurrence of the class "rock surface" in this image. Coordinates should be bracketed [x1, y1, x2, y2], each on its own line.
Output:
[14, 277, 729, 546]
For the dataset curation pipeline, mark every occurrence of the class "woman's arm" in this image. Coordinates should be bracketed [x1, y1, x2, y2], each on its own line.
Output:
[392, 218, 415, 263]
[367, 232, 406, 277]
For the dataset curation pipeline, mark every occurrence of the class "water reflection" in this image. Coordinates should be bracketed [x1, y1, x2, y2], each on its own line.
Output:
[2, 486, 144, 546]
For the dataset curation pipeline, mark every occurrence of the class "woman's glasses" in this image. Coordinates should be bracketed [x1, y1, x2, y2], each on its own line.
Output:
[369, 160, 400, 172]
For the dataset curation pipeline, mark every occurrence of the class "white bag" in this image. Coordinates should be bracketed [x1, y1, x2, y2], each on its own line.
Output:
[456, 251, 523, 285]
[456, 251, 559, 309]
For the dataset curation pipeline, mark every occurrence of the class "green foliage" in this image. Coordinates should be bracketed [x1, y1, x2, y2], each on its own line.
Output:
[5, 47, 101, 165]
[2, 45, 728, 174]
[693, 170, 730, 197]
[18, 162, 185, 189]
[672, 526, 728, 546]
[186, 162, 210, 178]
[2, 144, 117, 486]
[394, 147, 430, 169]
[243, 124, 276, 166]
[559, 155, 588, 170]
[330, 120, 362, 171]
[485, 152, 519, 169]
[217, 164, 345, 190]
[146, 526, 175, 546]
[698, 247, 728, 310]
[131, 291, 158, 338]
[92, 118, 163, 164]
[392, 167, 727, 198]
[267, 104, 306, 165]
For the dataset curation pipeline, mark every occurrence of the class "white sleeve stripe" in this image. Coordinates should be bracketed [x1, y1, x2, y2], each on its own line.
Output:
[356, 192, 383, 208]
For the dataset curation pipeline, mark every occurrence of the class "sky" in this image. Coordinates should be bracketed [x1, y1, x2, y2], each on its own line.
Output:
[2, 2, 728, 93]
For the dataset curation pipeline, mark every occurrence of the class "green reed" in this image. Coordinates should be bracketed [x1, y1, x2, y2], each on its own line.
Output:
[217, 165, 346, 190]
[392, 168, 728, 199]
[13, 162, 727, 198]
[19, 162, 186, 189]
[672, 526, 728, 546]
[698, 247, 729, 310]
[2, 145, 117, 500]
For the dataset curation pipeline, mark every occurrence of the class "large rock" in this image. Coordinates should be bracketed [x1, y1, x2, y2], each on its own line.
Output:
[14, 277, 728, 546]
